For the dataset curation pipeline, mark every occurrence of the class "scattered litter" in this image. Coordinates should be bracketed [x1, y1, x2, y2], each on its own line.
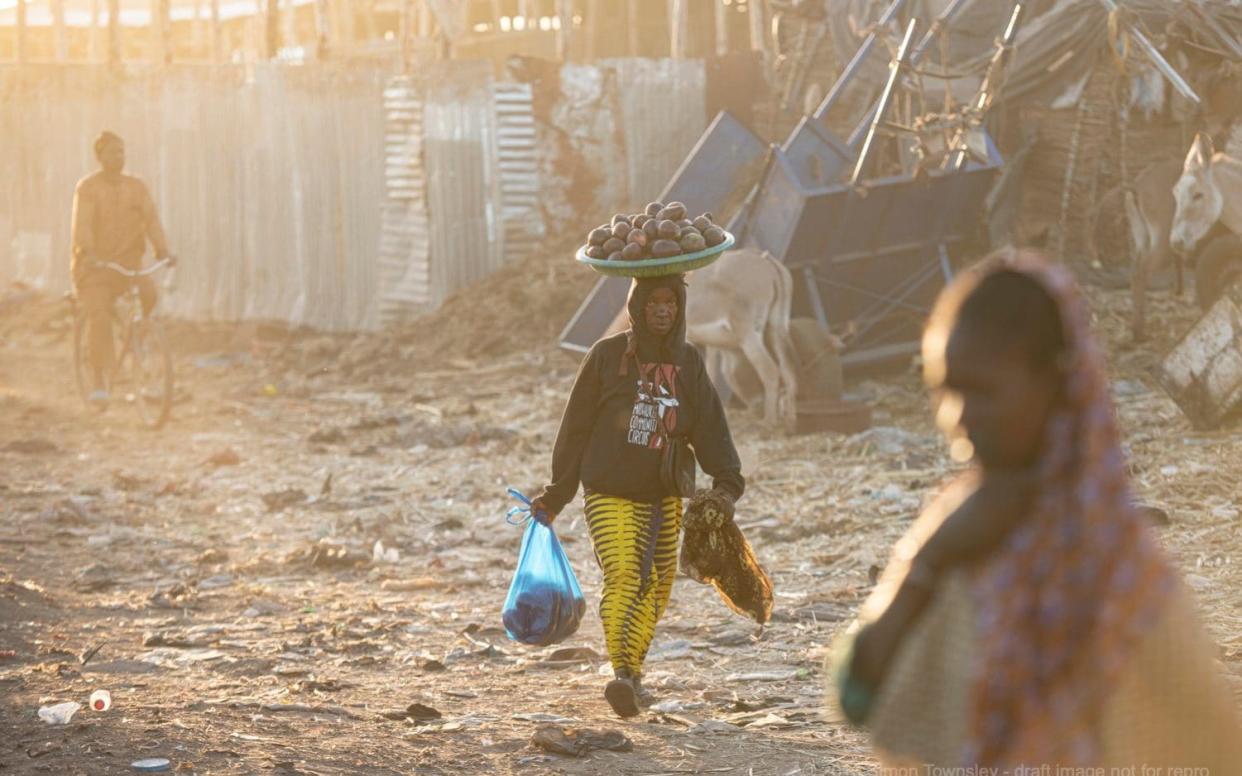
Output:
[196, 548, 229, 565]
[688, 719, 742, 734]
[242, 598, 286, 618]
[90, 689, 112, 711]
[138, 648, 226, 668]
[37, 701, 81, 725]
[262, 489, 308, 512]
[198, 574, 234, 591]
[204, 449, 241, 467]
[130, 757, 172, 772]
[381, 577, 439, 592]
[308, 427, 346, 445]
[725, 669, 800, 683]
[372, 540, 400, 564]
[5, 438, 59, 455]
[1186, 574, 1212, 592]
[848, 427, 927, 456]
[651, 699, 704, 714]
[645, 639, 695, 662]
[381, 702, 442, 722]
[73, 563, 116, 592]
[25, 741, 60, 758]
[530, 724, 633, 757]
[513, 712, 578, 725]
[284, 539, 368, 569]
[544, 646, 600, 663]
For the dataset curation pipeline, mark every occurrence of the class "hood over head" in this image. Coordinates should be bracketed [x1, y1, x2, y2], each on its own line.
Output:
[625, 274, 688, 364]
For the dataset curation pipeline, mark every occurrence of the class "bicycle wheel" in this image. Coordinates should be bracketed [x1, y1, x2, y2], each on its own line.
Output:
[72, 303, 109, 413]
[129, 318, 173, 429]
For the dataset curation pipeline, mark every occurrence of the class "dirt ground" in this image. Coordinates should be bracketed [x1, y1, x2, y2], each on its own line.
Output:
[1, 256, 1240, 776]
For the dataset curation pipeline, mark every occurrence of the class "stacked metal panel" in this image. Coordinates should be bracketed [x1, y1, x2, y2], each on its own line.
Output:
[377, 75, 432, 324]
[491, 81, 543, 265]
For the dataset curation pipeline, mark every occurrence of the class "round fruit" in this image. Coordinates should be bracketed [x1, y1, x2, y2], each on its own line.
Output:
[585, 245, 607, 259]
[659, 202, 687, 221]
[703, 226, 726, 247]
[612, 222, 632, 239]
[602, 237, 626, 254]
[628, 229, 649, 247]
[652, 239, 681, 258]
[589, 227, 611, 247]
[680, 233, 706, 252]
[608, 251, 623, 261]
[611, 214, 631, 227]
[657, 220, 680, 240]
[692, 215, 712, 232]
[679, 226, 700, 239]
[645, 202, 664, 217]
[643, 219, 660, 240]
[632, 214, 650, 228]
[621, 242, 645, 261]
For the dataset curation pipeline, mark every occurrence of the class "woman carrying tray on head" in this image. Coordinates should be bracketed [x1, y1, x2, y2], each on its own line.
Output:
[530, 272, 745, 719]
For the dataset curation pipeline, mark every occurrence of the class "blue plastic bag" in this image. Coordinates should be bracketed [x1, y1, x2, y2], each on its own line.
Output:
[501, 489, 587, 646]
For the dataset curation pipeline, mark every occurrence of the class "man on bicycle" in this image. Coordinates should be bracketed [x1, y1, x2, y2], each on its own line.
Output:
[71, 131, 175, 405]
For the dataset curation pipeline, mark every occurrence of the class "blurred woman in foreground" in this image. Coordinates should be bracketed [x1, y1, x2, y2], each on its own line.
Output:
[833, 248, 1242, 769]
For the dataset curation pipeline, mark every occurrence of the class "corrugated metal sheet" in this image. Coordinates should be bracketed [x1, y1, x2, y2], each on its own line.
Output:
[0, 63, 386, 331]
[377, 75, 432, 323]
[492, 81, 544, 264]
[422, 61, 501, 307]
[603, 58, 708, 204]
[377, 71, 543, 322]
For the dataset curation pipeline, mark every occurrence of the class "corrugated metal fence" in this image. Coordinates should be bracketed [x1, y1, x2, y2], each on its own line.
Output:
[0, 64, 388, 331]
[1, 58, 707, 331]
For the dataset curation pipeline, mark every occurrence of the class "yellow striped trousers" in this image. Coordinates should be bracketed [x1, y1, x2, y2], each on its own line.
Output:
[584, 491, 683, 678]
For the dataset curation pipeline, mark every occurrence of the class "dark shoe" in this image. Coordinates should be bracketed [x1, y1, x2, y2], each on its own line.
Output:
[633, 677, 655, 708]
[604, 678, 641, 718]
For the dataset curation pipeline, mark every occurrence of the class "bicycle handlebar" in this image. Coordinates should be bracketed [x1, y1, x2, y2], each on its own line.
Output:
[95, 258, 174, 278]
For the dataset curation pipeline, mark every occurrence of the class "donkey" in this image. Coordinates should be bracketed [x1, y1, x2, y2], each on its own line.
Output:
[1171, 133, 1242, 255]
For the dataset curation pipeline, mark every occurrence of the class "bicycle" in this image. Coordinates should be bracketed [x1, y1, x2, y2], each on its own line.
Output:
[69, 258, 175, 430]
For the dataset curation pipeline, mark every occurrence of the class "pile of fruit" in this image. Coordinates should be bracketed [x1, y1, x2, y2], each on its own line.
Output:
[581, 201, 728, 262]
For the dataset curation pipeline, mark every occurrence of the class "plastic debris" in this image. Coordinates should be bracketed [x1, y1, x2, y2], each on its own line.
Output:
[37, 701, 81, 725]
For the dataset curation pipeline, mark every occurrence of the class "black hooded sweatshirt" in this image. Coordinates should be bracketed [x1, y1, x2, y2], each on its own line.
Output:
[537, 275, 744, 514]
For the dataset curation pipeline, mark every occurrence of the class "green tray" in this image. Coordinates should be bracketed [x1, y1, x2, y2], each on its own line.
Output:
[576, 232, 735, 278]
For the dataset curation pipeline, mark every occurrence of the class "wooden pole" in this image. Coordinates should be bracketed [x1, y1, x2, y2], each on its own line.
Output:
[192, 0, 205, 52]
[90, 0, 102, 61]
[265, 0, 280, 59]
[398, 0, 412, 67]
[152, 0, 171, 63]
[554, 0, 572, 60]
[210, 0, 223, 62]
[362, 0, 378, 43]
[713, 0, 728, 57]
[282, 0, 297, 57]
[670, 0, 688, 59]
[748, 0, 765, 56]
[585, 0, 599, 60]
[627, 0, 640, 57]
[108, 0, 123, 65]
[15, 0, 27, 63]
[53, 0, 69, 61]
[316, 0, 333, 59]
[418, 0, 431, 38]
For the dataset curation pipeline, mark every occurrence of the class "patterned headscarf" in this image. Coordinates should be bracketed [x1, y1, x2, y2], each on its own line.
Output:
[959, 249, 1176, 766]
